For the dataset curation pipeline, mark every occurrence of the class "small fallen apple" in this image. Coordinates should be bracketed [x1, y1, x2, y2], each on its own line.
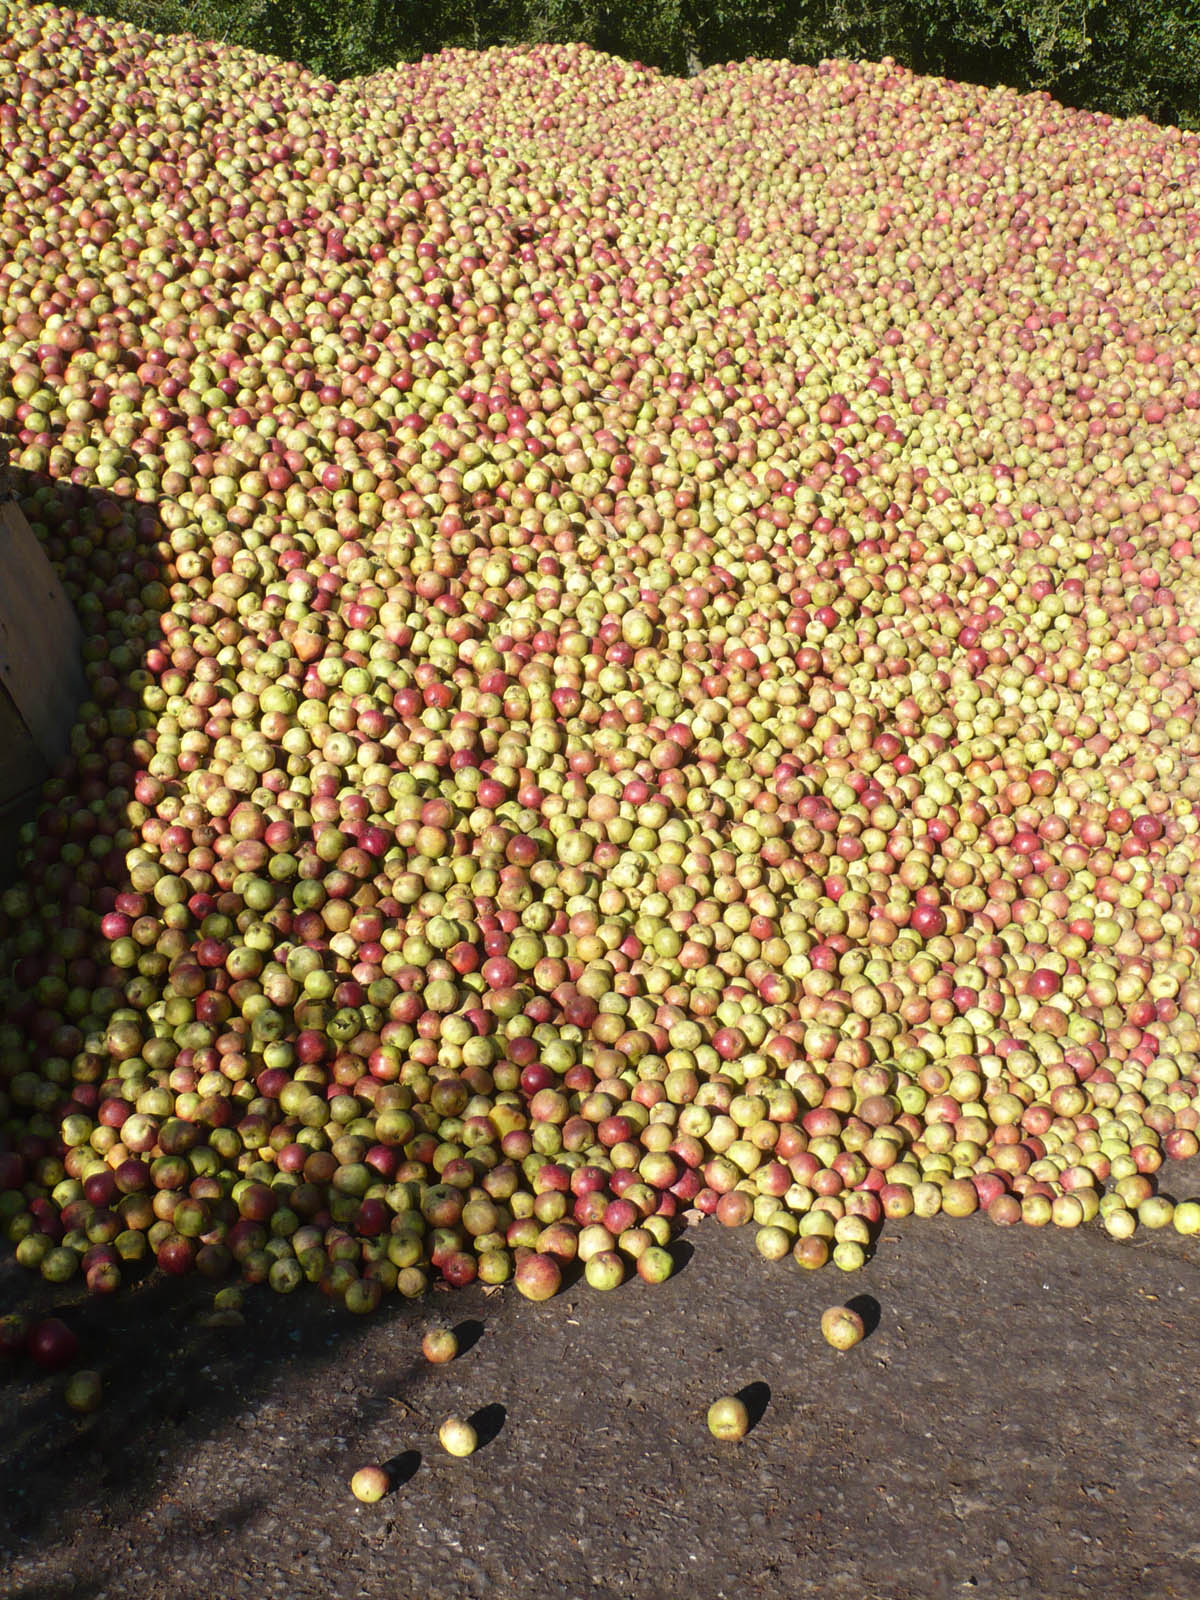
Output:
[421, 1327, 459, 1364]
[820, 1305, 866, 1350]
[439, 1416, 478, 1457]
[636, 1245, 674, 1285]
[514, 1252, 562, 1302]
[706, 1394, 750, 1440]
[64, 1370, 102, 1414]
[26, 1316, 79, 1372]
[350, 1464, 390, 1503]
[584, 1249, 625, 1291]
[0, 1313, 28, 1360]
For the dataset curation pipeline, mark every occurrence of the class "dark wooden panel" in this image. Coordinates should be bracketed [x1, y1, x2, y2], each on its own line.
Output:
[0, 500, 85, 768]
[0, 685, 46, 810]
[0, 499, 82, 879]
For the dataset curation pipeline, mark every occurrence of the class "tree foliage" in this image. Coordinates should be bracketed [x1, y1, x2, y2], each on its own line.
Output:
[76, 0, 1200, 129]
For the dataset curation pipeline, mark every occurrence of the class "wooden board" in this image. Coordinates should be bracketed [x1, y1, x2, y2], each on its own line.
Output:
[0, 498, 84, 815]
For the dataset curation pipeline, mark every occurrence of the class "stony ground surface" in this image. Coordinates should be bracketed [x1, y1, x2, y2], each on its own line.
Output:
[3, 1183, 1199, 1600]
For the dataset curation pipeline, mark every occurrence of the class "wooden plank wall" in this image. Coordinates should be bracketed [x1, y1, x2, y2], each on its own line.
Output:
[0, 498, 85, 873]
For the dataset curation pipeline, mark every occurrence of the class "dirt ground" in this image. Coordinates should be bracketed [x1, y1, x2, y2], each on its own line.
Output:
[2, 1180, 1199, 1600]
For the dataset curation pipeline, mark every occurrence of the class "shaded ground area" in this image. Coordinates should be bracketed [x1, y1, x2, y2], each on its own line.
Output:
[2, 1188, 1199, 1600]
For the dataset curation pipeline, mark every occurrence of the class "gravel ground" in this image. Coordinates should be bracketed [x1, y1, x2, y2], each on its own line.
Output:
[2, 1184, 1199, 1600]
